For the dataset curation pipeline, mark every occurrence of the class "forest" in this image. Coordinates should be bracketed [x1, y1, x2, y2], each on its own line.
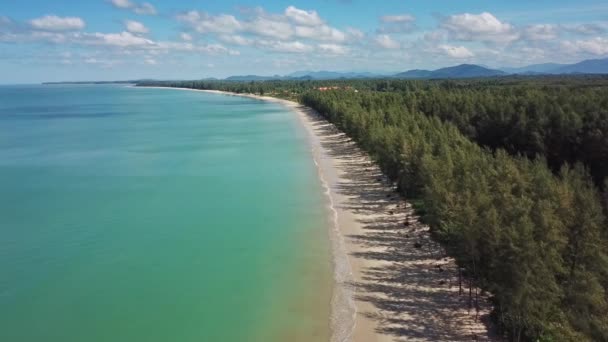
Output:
[138, 77, 608, 341]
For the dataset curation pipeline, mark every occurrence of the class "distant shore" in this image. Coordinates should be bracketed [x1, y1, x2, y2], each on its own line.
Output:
[141, 86, 496, 342]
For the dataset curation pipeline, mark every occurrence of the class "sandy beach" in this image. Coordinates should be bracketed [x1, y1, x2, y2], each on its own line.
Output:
[144, 87, 496, 342]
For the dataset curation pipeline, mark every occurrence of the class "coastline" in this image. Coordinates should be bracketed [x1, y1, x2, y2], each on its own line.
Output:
[142, 87, 495, 342]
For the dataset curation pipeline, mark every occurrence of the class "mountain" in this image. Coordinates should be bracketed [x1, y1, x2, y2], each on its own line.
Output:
[552, 58, 608, 74]
[501, 58, 608, 75]
[395, 64, 506, 79]
[287, 70, 384, 79]
[215, 58, 608, 82]
[393, 69, 434, 79]
[501, 63, 567, 74]
[225, 75, 285, 81]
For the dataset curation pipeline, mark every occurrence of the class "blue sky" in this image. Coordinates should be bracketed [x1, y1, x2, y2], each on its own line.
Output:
[1, 0, 608, 83]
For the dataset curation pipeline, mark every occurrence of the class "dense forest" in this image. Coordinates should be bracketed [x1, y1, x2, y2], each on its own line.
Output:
[138, 77, 608, 341]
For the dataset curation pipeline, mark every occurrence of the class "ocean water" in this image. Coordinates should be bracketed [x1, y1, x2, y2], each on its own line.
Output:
[0, 85, 332, 342]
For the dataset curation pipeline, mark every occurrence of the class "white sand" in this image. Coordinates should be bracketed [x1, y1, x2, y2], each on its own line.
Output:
[144, 87, 496, 342]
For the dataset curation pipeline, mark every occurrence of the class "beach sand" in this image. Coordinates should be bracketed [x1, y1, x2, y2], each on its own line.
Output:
[144, 87, 496, 342]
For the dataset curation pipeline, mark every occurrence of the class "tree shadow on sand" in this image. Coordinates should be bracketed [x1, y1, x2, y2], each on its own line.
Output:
[297, 105, 498, 341]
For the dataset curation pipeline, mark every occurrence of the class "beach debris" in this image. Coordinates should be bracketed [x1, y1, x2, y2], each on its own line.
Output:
[389, 210, 394, 215]
[414, 242, 422, 249]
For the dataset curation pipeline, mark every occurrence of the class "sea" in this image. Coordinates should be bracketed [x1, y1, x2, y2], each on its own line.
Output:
[0, 84, 333, 342]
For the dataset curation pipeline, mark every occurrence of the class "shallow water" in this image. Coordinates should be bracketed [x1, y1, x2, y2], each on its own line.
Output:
[0, 85, 332, 342]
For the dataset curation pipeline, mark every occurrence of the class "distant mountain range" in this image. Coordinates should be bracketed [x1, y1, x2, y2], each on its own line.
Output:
[222, 58, 608, 81]
[394, 64, 506, 79]
[286, 70, 389, 79]
[502, 58, 608, 75]
[43, 58, 608, 84]
[224, 71, 387, 81]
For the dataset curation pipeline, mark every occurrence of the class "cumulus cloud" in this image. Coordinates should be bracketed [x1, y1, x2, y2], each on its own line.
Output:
[258, 40, 313, 53]
[378, 14, 416, 33]
[177, 6, 347, 43]
[247, 16, 294, 39]
[176, 11, 242, 34]
[374, 34, 400, 49]
[285, 6, 323, 26]
[439, 44, 474, 58]
[318, 43, 349, 55]
[218, 34, 252, 46]
[155, 41, 238, 55]
[441, 12, 518, 43]
[87, 31, 154, 47]
[523, 24, 558, 41]
[562, 37, 608, 55]
[346, 27, 365, 40]
[295, 24, 346, 42]
[180, 32, 192, 41]
[125, 20, 149, 34]
[110, 0, 157, 15]
[29, 15, 85, 31]
[564, 22, 608, 35]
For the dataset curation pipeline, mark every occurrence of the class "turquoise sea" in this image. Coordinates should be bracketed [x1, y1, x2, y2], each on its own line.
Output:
[0, 85, 332, 341]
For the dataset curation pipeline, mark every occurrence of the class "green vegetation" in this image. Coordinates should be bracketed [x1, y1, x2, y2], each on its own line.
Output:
[138, 77, 608, 341]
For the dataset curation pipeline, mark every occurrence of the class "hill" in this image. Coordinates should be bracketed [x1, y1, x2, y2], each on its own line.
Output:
[395, 64, 506, 79]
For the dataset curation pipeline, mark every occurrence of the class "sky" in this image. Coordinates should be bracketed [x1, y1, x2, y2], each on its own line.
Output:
[1, 0, 608, 83]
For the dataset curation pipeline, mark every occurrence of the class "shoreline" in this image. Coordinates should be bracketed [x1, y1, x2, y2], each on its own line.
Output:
[141, 87, 495, 342]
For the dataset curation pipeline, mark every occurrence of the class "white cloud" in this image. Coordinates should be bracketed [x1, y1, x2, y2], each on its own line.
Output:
[285, 6, 323, 26]
[562, 37, 608, 55]
[441, 12, 518, 43]
[247, 16, 293, 39]
[155, 41, 239, 55]
[86, 31, 154, 47]
[565, 22, 608, 35]
[380, 14, 415, 23]
[177, 11, 242, 34]
[424, 30, 447, 43]
[318, 43, 349, 55]
[294, 24, 346, 42]
[110, 0, 157, 15]
[180, 32, 192, 41]
[125, 20, 149, 34]
[29, 15, 85, 31]
[378, 14, 416, 33]
[374, 34, 400, 49]
[134, 3, 156, 15]
[523, 24, 558, 41]
[346, 27, 365, 40]
[144, 57, 157, 65]
[439, 44, 474, 58]
[257, 40, 313, 53]
[111, 0, 132, 8]
[218, 34, 252, 46]
[177, 6, 347, 43]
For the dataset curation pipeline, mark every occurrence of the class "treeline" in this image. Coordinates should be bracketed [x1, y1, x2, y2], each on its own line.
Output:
[300, 90, 608, 341]
[138, 78, 608, 340]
